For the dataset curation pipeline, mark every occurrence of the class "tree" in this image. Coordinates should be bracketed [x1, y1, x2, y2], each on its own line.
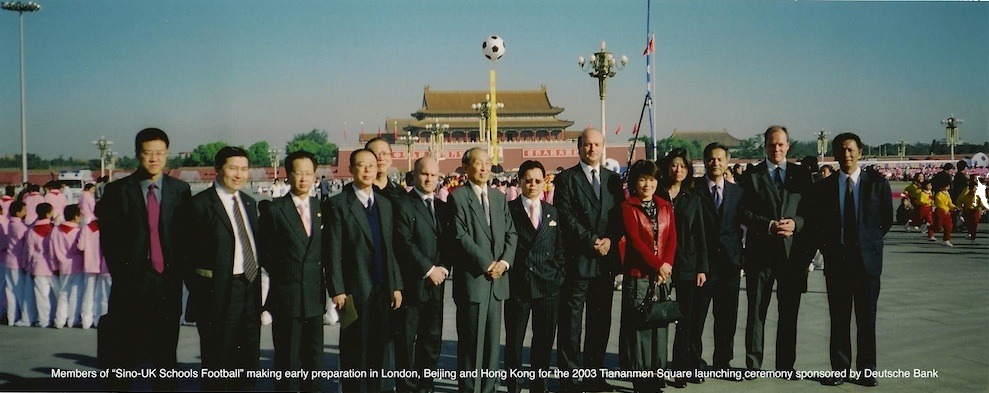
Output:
[285, 129, 338, 165]
[187, 141, 230, 167]
[247, 141, 272, 167]
[654, 136, 703, 161]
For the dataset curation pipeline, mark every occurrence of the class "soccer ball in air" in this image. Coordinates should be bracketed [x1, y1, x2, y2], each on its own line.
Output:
[482, 35, 505, 61]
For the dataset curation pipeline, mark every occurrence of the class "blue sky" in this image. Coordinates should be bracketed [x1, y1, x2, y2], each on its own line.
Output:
[0, 0, 986, 159]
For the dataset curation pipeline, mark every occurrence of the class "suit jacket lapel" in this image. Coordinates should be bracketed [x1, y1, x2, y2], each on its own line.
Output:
[466, 186, 493, 240]
[757, 165, 782, 213]
[208, 188, 235, 236]
[412, 193, 439, 235]
[125, 176, 147, 218]
[575, 169, 600, 209]
[510, 198, 535, 236]
[278, 196, 308, 243]
[347, 189, 374, 247]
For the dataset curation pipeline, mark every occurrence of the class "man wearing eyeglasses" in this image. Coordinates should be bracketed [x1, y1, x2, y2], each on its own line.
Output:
[259, 150, 328, 391]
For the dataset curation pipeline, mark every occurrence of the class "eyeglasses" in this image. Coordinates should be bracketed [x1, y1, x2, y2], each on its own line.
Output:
[353, 163, 375, 170]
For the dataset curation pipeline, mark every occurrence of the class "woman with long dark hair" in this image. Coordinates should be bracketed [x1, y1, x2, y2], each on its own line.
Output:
[657, 148, 710, 388]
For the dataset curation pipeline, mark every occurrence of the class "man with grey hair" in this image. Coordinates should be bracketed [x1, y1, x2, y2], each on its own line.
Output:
[553, 127, 624, 392]
[449, 147, 517, 393]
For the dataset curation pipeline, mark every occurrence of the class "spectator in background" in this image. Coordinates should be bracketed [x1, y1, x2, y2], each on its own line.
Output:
[1, 186, 15, 217]
[28, 203, 56, 328]
[52, 205, 84, 329]
[78, 184, 97, 225]
[4, 201, 33, 326]
[22, 184, 44, 225]
[932, 182, 958, 247]
[43, 181, 68, 224]
[956, 175, 986, 243]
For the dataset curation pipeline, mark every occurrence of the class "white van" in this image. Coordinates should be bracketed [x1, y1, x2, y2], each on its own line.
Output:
[57, 170, 93, 204]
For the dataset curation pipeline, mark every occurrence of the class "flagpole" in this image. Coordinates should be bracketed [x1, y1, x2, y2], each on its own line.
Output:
[646, 0, 657, 160]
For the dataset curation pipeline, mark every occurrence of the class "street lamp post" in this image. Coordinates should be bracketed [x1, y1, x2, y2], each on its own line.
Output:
[578, 40, 627, 162]
[2, 1, 41, 184]
[816, 129, 830, 162]
[396, 130, 418, 172]
[92, 135, 113, 178]
[424, 120, 449, 160]
[941, 115, 963, 161]
[471, 94, 503, 158]
[268, 148, 280, 180]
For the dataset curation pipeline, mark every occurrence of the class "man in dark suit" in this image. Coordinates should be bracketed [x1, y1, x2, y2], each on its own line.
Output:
[186, 146, 261, 391]
[366, 136, 407, 200]
[812, 133, 892, 387]
[325, 148, 403, 393]
[258, 150, 327, 392]
[505, 160, 565, 393]
[450, 147, 517, 393]
[95, 128, 191, 391]
[394, 156, 452, 393]
[692, 143, 745, 379]
[553, 127, 624, 392]
[737, 125, 813, 376]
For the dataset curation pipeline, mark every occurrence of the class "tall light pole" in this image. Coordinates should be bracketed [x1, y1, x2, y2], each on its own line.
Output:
[92, 135, 113, 178]
[396, 130, 418, 172]
[268, 148, 280, 180]
[472, 94, 503, 157]
[2, 1, 41, 183]
[941, 114, 963, 161]
[424, 120, 449, 160]
[897, 140, 906, 159]
[816, 129, 830, 162]
[578, 40, 627, 162]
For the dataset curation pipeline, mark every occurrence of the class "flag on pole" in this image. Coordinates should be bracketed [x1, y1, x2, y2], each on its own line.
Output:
[643, 36, 654, 56]
[633, 123, 639, 134]
[614, 124, 623, 135]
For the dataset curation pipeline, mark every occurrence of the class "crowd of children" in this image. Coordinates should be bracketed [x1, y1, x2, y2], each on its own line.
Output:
[0, 183, 108, 328]
[900, 170, 987, 247]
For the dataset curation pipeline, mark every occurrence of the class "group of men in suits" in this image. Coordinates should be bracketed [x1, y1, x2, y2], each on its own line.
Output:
[93, 126, 890, 391]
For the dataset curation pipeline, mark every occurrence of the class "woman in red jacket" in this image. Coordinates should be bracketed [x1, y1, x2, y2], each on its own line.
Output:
[619, 159, 677, 393]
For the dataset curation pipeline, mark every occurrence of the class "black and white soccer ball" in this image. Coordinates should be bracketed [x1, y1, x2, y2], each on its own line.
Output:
[482, 35, 505, 61]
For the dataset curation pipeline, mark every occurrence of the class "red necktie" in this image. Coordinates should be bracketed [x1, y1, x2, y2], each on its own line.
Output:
[147, 183, 164, 274]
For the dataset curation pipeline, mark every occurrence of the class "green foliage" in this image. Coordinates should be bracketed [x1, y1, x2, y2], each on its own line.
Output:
[654, 136, 703, 161]
[247, 141, 272, 167]
[285, 129, 338, 165]
[187, 141, 230, 167]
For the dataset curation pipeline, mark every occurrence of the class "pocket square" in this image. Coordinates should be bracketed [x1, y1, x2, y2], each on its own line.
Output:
[549, 220, 558, 227]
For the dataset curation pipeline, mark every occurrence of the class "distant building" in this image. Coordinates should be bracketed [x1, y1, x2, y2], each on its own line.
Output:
[340, 85, 645, 175]
[669, 129, 743, 149]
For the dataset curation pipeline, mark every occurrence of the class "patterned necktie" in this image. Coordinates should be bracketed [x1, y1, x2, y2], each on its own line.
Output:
[147, 183, 164, 274]
[712, 185, 722, 209]
[232, 195, 258, 282]
[843, 177, 858, 245]
[297, 202, 311, 237]
[591, 169, 601, 199]
[528, 201, 539, 229]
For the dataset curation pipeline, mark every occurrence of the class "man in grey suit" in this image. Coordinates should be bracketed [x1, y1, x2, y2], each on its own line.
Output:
[325, 148, 403, 393]
[737, 126, 813, 377]
[553, 127, 624, 392]
[505, 160, 565, 393]
[450, 147, 517, 393]
[394, 156, 453, 393]
[258, 150, 327, 392]
[811, 133, 892, 387]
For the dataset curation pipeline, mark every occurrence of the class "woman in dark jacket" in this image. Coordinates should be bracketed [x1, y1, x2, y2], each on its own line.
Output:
[618, 159, 677, 393]
[658, 148, 710, 388]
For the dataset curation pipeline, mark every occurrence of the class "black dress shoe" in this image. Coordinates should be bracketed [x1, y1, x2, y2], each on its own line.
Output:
[685, 377, 704, 384]
[820, 377, 844, 386]
[744, 369, 759, 380]
[778, 369, 801, 381]
[667, 379, 687, 388]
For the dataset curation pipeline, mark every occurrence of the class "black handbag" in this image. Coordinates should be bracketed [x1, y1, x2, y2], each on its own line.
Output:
[635, 281, 681, 330]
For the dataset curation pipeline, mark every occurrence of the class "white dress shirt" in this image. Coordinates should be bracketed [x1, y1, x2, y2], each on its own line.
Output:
[215, 186, 258, 275]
